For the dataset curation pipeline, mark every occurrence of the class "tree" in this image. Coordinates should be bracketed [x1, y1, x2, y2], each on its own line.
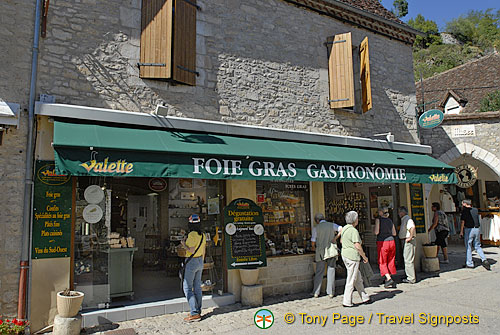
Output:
[446, 9, 500, 50]
[392, 0, 408, 18]
[408, 14, 442, 49]
[479, 90, 500, 112]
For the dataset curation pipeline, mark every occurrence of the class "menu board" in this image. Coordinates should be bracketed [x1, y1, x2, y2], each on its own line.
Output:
[224, 198, 266, 269]
[32, 161, 72, 259]
[409, 183, 426, 233]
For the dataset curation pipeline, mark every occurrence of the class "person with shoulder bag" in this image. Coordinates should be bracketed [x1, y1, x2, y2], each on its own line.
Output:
[340, 211, 371, 307]
[311, 213, 341, 298]
[180, 214, 206, 322]
[460, 199, 490, 270]
[429, 202, 449, 263]
[373, 207, 397, 288]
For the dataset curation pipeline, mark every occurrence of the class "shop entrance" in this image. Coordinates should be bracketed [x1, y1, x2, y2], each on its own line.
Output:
[74, 177, 225, 310]
[324, 182, 403, 274]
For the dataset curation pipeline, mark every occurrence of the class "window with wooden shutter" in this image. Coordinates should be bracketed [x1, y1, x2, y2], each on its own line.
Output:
[172, 0, 197, 85]
[360, 37, 372, 113]
[328, 32, 354, 109]
[139, 0, 197, 85]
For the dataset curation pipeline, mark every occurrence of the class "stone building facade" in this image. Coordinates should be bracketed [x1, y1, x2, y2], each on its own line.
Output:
[1, 0, 424, 322]
[37, 0, 419, 142]
[0, 1, 35, 317]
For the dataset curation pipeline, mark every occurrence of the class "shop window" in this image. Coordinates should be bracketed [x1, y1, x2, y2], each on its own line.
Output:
[139, 0, 198, 85]
[327, 32, 372, 113]
[485, 181, 500, 207]
[74, 177, 224, 310]
[256, 181, 311, 256]
[324, 183, 369, 231]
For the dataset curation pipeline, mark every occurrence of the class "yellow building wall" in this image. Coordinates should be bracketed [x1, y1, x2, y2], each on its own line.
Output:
[310, 181, 325, 217]
[35, 116, 55, 161]
[225, 180, 256, 301]
[30, 258, 71, 332]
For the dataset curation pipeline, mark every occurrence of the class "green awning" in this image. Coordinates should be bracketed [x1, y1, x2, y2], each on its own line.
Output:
[53, 121, 457, 184]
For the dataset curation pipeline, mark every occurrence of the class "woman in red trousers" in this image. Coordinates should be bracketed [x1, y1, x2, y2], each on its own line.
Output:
[374, 207, 397, 288]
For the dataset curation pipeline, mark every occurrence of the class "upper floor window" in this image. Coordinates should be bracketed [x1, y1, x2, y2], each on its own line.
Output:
[327, 32, 372, 113]
[139, 0, 198, 86]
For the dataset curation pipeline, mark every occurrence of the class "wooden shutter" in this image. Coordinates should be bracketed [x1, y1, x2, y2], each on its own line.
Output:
[140, 0, 173, 79]
[172, 0, 197, 86]
[360, 37, 372, 113]
[328, 32, 354, 109]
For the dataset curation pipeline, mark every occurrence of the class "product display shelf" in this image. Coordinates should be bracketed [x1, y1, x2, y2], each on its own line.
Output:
[264, 220, 297, 226]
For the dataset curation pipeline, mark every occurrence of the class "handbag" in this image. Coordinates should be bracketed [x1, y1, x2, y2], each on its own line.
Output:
[179, 233, 204, 284]
[324, 242, 338, 260]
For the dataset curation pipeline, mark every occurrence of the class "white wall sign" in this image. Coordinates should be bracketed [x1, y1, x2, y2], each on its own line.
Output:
[83, 204, 104, 224]
[451, 125, 476, 138]
[84, 185, 105, 204]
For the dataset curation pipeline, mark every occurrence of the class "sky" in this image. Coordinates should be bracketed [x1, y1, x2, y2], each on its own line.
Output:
[380, 0, 500, 30]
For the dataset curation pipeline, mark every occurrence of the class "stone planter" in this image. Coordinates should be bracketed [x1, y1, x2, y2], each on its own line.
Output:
[239, 268, 260, 286]
[57, 291, 84, 318]
[422, 245, 438, 258]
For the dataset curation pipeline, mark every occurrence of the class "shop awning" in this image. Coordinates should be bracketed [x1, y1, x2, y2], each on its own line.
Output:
[53, 120, 457, 184]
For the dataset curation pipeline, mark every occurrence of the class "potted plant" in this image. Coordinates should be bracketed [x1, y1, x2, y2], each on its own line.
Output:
[239, 268, 260, 286]
[56, 289, 85, 318]
[422, 243, 438, 258]
[0, 317, 29, 334]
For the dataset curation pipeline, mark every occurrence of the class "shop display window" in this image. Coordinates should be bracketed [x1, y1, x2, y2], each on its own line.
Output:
[325, 183, 368, 231]
[74, 177, 225, 310]
[256, 181, 311, 256]
[485, 181, 500, 208]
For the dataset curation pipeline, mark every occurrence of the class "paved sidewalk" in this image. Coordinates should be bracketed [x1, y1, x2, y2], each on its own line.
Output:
[83, 244, 500, 335]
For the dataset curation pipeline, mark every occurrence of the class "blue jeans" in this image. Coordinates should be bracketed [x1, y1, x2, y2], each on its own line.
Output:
[464, 227, 486, 267]
[183, 257, 204, 315]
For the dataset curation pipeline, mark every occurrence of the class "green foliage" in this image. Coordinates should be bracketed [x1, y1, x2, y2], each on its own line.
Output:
[413, 44, 482, 80]
[479, 90, 500, 112]
[408, 14, 442, 49]
[392, 0, 408, 18]
[445, 9, 500, 50]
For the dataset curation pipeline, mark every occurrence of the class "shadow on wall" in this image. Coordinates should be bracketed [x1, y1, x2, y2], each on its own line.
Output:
[420, 126, 458, 159]
[40, 0, 417, 141]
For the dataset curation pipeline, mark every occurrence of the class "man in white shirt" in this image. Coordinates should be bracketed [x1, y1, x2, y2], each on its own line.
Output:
[311, 213, 342, 297]
[398, 206, 416, 284]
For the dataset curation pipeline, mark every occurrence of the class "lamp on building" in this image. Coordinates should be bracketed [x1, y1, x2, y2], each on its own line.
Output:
[373, 132, 394, 142]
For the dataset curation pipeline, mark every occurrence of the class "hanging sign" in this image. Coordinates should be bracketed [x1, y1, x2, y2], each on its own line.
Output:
[409, 183, 426, 234]
[455, 164, 478, 188]
[148, 177, 167, 192]
[224, 198, 266, 269]
[419, 109, 444, 129]
[32, 161, 72, 259]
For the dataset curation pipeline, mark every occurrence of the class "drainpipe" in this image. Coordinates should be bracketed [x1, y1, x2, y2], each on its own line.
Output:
[18, 0, 43, 320]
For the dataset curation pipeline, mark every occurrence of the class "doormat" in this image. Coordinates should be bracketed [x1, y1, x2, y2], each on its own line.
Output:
[102, 328, 136, 335]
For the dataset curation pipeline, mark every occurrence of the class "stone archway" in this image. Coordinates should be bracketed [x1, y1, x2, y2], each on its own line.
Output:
[437, 143, 500, 181]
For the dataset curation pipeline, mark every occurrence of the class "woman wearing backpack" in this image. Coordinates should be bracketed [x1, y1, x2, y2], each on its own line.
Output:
[429, 202, 449, 263]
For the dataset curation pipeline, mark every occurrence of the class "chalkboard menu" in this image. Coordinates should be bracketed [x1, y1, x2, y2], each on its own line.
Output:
[410, 183, 426, 234]
[32, 161, 72, 259]
[224, 198, 266, 269]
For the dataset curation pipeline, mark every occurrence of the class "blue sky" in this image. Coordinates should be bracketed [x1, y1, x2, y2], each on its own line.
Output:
[380, 0, 500, 30]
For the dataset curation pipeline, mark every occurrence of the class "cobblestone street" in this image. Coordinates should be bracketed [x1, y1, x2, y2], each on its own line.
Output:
[83, 244, 500, 335]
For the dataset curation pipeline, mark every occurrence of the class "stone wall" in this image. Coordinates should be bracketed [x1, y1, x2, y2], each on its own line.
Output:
[258, 255, 314, 296]
[421, 118, 500, 161]
[0, 0, 34, 316]
[37, 0, 418, 143]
